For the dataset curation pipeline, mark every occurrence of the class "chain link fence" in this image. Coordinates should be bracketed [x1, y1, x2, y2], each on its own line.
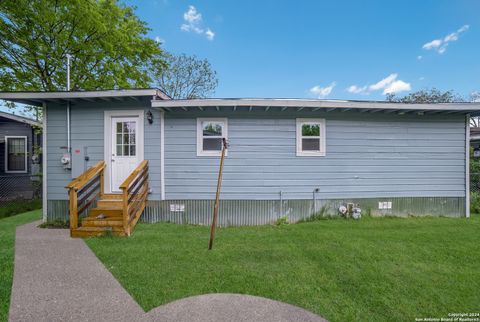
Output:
[0, 174, 42, 208]
[470, 173, 480, 213]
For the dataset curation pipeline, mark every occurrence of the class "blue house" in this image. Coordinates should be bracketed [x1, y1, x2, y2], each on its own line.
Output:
[0, 89, 478, 236]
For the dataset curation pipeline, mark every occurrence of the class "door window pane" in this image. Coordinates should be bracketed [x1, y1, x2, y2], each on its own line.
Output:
[114, 120, 136, 157]
[116, 145, 123, 156]
[123, 145, 130, 156]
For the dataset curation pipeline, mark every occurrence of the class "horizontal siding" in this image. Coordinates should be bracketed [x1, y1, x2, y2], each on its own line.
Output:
[164, 112, 466, 200]
[46, 100, 162, 200]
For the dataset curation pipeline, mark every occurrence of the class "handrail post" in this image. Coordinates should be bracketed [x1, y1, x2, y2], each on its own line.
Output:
[121, 187, 129, 236]
[99, 168, 105, 198]
[69, 188, 78, 234]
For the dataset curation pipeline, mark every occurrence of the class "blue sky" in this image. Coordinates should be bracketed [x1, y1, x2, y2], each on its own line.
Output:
[128, 0, 479, 100]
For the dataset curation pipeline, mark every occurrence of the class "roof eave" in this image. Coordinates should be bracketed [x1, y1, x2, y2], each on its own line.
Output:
[0, 88, 170, 106]
[151, 98, 480, 114]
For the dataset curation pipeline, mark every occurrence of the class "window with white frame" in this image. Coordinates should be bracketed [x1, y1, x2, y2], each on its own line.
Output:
[296, 119, 326, 156]
[197, 118, 228, 156]
[5, 136, 27, 173]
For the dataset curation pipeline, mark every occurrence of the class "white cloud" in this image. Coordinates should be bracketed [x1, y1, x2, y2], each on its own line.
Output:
[383, 80, 411, 95]
[310, 82, 336, 98]
[347, 73, 411, 96]
[422, 39, 442, 50]
[422, 25, 469, 54]
[205, 28, 215, 41]
[346, 85, 368, 94]
[369, 73, 398, 91]
[180, 5, 215, 41]
[417, 55, 423, 60]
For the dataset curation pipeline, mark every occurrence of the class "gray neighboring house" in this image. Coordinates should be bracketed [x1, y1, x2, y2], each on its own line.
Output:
[0, 111, 42, 201]
[0, 89, 479, 225]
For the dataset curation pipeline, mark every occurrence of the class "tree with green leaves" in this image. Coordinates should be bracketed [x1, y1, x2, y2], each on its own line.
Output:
[386, 88, 464, 104]
[386, 88, 480, 127]
[0, 0, 166, 117]
[153, 53, 218, 99]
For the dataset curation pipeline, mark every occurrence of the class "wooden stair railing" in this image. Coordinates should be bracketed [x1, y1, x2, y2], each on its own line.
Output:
[119, 160, 149, 236]
[66, 161, 105, 236]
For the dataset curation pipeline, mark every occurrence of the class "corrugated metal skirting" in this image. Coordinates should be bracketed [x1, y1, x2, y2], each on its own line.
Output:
[47, 197, 465, 225]
[142, 197, 466, 227]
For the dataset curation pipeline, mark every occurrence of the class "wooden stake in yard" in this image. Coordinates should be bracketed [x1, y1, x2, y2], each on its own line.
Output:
[209, 138, 228, 250]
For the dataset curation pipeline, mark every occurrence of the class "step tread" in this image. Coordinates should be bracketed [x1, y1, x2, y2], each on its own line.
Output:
[75, 226, 123, 232]
[94, 204, 123, 210]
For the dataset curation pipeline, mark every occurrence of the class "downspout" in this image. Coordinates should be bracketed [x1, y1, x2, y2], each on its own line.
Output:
[466, 114, 470, 218]
[42, 102, 48, 222]
[160, 111, 165, 200]
[66, 54, 72, 164]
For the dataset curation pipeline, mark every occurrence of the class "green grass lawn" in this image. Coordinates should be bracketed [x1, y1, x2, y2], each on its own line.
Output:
[0, 210, 41, 322]
[87, 216, 480, 322]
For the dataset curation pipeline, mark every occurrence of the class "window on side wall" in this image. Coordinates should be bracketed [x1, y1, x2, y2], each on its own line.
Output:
[5, 136, 27, 173]
[296, 118, 326, 156]
[197, 118, 228, 156]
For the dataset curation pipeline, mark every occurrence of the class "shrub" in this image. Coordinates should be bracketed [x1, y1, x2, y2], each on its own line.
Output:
[470, 191, 480, 214]
[275, 215, 289, 226]
[38, 219, 69, 229]
[0, 199, 42, 219]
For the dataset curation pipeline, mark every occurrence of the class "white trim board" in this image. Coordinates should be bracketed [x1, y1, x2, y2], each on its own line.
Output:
[42, 103, 47, 222]
[196, 118, 228, 157]
[104, 110, 145, 193]
[466, 114, 470, 218]
[296, 118, 326, 157]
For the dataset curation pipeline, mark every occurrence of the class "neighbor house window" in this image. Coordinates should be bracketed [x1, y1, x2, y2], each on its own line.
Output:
[197, 118, 228, 156]
[5, 136, 27, 173]
[296, 119, 326, 156]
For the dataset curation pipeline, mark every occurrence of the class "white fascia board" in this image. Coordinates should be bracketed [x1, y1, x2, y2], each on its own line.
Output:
[151, 98, 480, 113]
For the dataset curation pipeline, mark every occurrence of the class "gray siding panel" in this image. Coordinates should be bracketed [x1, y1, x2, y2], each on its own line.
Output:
[164, 112, 466, 200]
[46, 100, 162, 200]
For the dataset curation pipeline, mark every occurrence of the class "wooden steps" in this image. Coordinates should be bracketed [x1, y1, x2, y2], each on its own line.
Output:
[67, 161, 149, 238]
[71, 194, 127, 237]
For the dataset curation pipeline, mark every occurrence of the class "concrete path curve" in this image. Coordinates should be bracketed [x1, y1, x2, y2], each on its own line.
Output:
[9, 221, 327, 322]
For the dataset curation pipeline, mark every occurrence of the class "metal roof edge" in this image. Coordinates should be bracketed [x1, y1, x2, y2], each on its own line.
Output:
[0, 111, 41, 127]
[150, 98, 480, 111]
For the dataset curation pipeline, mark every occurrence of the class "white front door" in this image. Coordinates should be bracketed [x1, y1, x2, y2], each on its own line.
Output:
[110, 117, 140, 192]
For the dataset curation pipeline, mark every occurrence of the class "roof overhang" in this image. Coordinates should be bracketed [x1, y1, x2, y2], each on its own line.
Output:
[0, 89, 170, 107]
[152, 98, 480, 115]
[0, 111, 41, 126]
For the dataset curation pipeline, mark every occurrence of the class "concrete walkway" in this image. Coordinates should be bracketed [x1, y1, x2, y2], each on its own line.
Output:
[9, 221, 327, 322]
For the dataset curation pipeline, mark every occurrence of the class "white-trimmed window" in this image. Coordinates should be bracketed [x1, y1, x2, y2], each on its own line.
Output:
[5, 136, 28, 173]
[296, 119, 326, 156]
[197, 118, 228, 156]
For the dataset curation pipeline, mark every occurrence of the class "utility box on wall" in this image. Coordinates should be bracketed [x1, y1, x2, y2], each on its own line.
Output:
[71, 146, 88, 178]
